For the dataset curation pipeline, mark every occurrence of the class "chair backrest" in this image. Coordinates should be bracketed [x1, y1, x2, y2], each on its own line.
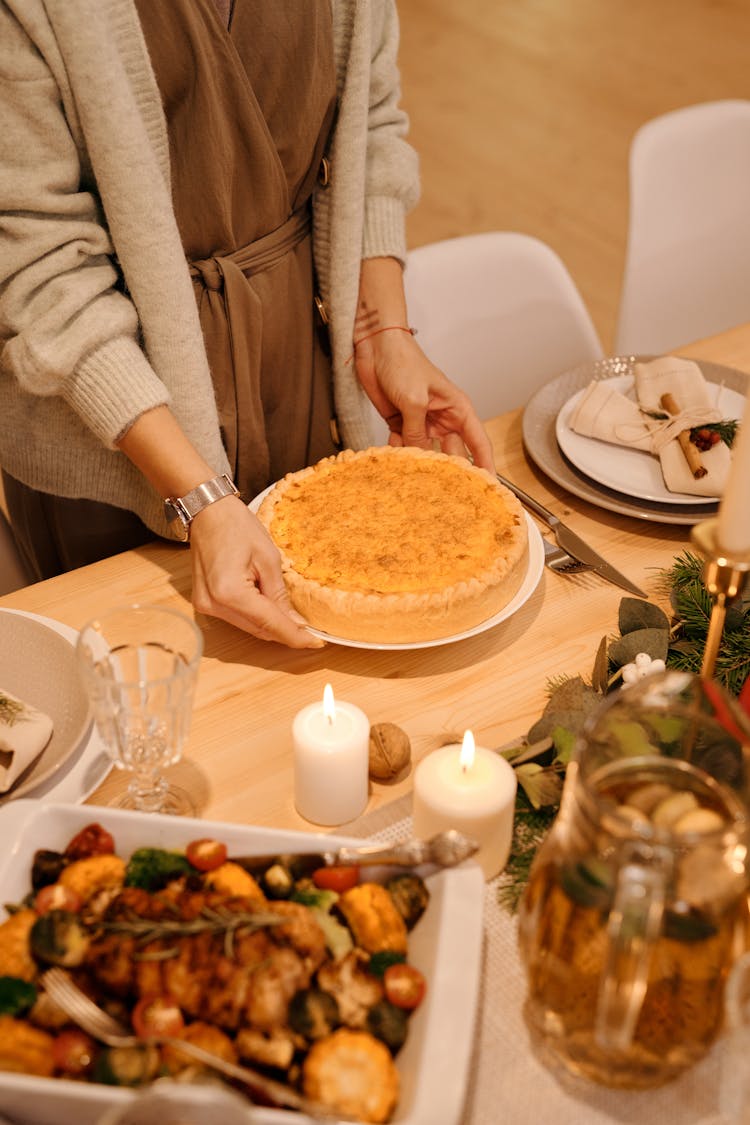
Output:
[369, 232, 602, 441]
[0, 509, 32, 596]
[615, 99, 750, 355]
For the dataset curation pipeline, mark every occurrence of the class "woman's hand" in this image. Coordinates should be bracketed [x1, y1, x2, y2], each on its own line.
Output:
[352, 256, 495, 473]
[188, 496, 324, 649]
[354, 328, 496, 473]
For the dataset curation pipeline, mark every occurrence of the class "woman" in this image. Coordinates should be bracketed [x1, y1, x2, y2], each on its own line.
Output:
[0, 0, 494, 647]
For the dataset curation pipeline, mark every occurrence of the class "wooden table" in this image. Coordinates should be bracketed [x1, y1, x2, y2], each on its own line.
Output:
[2, 326, 748, 829]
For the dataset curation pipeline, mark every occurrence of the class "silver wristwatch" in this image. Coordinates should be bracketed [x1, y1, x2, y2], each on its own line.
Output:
[164, 474, 240, 541]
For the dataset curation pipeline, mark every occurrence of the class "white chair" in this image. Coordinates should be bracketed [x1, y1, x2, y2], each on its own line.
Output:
[370, 231, 603, 440]
[615, 99, 750, 355]
[0, 509, 32, 596]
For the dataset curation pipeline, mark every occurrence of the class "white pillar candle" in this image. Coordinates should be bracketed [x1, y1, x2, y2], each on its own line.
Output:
[717, 386, 750, 556]
[293, 683, 370, 826]
[412, 730, 517, 880]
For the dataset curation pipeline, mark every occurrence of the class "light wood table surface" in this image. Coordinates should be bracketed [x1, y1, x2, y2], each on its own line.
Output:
[2, 326, 748, 830]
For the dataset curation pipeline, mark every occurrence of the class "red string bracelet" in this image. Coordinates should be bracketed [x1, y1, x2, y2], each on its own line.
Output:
[345, 325, 417, 365]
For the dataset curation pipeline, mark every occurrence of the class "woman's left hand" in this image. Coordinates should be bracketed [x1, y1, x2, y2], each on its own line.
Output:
[354, 327, 495, 473]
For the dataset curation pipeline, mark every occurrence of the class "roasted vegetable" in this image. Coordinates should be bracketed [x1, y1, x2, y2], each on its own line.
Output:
[337, 883, 408, 954]
[0, 1014, 55, 1077]
[302, 1028, 399, 1124]
[30, 850, 67, 892]
[123, 848, 192, 891]
[367, 950, 406, 978]
[366, 999, 409, 1054]
[385, 873, 430, 930]
[59, 854, 126, 904]
[384, 963, 426, 1010]
[260, 862, 294, 899]
[0, 976, 36, 1017]
[317, 950, 384, 1029]
[64, 824, 115, 860]
[91, 1043, 161, 1086]
[29, 910, 90, 968]
[288, 987, 340, 1041]
[0, 910, 38, 981]
[203, 861, 265, 900]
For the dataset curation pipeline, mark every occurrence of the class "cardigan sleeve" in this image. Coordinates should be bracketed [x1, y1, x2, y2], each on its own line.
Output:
[0, 3, 169, 449]
[360, 0, 421, 263]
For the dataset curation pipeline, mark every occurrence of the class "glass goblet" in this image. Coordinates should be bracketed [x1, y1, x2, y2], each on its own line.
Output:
[76, 604, 203, 815]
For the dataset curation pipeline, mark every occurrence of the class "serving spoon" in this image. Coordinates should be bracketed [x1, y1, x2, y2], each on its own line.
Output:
[231, 829, 479, 879]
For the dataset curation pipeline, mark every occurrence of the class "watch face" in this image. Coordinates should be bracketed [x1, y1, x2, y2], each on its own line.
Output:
[164, 501, 190, 541]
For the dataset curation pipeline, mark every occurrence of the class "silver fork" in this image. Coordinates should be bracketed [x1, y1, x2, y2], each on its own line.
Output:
[543, 537, 592, 576]
[41, 968, 346, 1122]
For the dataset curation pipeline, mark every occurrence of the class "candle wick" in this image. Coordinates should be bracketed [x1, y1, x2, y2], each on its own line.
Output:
[326, 713, 334, 726]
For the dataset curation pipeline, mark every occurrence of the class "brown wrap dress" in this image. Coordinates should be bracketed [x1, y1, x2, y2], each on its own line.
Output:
[5, 0, 339, 576]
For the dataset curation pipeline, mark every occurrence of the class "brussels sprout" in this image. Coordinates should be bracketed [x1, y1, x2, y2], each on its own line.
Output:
[261, 862, 294, 900]
[366, 999, 409, 1054]
[385, 874, 430, 929]
[288, 987, 341, 1041]
[91, 1043, 161, 1086]
[31, 850, 67, 891]
[30, 909, 90, 968]
[0, 976, 37, 1016]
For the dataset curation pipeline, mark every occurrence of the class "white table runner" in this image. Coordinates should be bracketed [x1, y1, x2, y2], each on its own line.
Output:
[348, 794, 728, 1125]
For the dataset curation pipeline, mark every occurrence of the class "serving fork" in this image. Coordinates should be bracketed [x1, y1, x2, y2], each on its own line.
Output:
[40, 969, 347, 1121]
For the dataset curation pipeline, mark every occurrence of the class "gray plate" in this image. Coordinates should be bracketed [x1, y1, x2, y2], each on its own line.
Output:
[522, 355, 749, 525]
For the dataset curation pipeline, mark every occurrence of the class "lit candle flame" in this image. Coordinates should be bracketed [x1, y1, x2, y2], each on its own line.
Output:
[459, 729, 475, 772]
[323, 683, 336, 726]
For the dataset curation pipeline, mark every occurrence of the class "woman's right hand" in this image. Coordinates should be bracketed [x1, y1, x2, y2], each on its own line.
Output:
[188, 495, 325, 649]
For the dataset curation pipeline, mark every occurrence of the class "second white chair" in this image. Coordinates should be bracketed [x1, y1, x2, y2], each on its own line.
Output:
[370, 231, 603, 441]
[615, 99, 750, 355]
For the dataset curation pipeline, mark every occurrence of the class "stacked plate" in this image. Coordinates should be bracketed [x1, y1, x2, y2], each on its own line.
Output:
[522, 355, 748, 526]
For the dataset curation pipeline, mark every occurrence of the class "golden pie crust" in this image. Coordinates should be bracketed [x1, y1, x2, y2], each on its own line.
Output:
[257, 446, 529, 643]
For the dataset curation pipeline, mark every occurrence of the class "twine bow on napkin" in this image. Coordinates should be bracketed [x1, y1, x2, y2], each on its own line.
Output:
[569, 355, 732, 497]
[0, 689, 53, 793]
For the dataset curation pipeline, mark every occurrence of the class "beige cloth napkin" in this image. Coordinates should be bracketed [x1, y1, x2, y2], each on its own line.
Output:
[0, 689, 53, 792]
[569, 356, 731, 497]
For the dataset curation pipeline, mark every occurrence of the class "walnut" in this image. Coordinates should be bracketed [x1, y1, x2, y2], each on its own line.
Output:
[368, 723, 411, 782]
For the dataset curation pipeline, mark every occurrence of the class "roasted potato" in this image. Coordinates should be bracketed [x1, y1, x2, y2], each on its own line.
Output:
[204, 862, 266, 901]
[58, 854, 126, 905]
[337, 884, 408, 954]
[0, 1014, 55, 1076]
[0, 910, 38, 981]
[302, 1028, 399, 1123]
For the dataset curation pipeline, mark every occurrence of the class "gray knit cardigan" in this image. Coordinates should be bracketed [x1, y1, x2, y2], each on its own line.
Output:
[0, 0, 420, 536]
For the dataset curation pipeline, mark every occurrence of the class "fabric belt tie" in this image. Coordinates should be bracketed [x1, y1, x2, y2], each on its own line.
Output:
[188, 206, 312, 491]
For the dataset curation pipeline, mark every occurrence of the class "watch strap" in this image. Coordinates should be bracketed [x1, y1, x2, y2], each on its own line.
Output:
[164, 474, 240, 540]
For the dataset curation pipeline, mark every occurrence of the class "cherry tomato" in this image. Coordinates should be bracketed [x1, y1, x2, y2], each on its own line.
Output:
[383, 963, 426, 1010]
[132, 994, 185, 1039]
[185, 838, 228, 872]
[64, 823, 115, 860]
[34, 883, 82, 915]
[52, 1028, 97, 1075]
[312, 865, 360, 893]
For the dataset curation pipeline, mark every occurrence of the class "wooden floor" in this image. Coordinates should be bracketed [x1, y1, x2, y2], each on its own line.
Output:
[397, 0, 750, 351]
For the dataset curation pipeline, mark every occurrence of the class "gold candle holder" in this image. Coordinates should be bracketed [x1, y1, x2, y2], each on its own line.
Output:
[690, 518, 750, 680]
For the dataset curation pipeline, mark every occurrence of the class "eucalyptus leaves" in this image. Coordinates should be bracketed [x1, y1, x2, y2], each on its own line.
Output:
[496, 550, 750, 912]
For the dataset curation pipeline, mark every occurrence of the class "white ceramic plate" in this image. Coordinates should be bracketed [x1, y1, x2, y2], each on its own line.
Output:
[0, 610, 92, 800]
[522, 355, 750, 525]
[0, 800, 484, 1125]
[555, 374, 746, 505]
[250, 482, 544, 649]
[0, 611, 112, 806]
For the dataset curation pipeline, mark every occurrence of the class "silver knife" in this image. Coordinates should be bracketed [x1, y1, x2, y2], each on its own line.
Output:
[496, 473, 647, 598]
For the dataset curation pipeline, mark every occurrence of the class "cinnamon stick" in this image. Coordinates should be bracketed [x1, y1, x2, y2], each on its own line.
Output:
[660, 393, 707, 479]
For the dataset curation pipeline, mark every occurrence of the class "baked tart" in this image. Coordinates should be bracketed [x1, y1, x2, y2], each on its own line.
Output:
[257, 447, 528, 643]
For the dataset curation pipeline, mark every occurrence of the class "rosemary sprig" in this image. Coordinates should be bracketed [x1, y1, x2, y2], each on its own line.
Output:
[689, 419, 739, 448]
[102, 906, 284, 960]
[0, 694, 27, 727]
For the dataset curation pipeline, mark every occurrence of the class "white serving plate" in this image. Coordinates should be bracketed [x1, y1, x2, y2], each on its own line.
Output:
[0, 801, 484, 1125]
[249, 489, 544, 650]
